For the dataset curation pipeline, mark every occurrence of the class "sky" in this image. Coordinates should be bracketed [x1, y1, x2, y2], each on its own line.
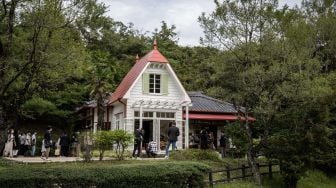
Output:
[101, 0, 302, 46]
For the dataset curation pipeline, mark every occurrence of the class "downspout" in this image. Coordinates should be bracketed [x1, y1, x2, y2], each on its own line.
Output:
[117, 98, 127, 118]
[118, 98, 127, 130]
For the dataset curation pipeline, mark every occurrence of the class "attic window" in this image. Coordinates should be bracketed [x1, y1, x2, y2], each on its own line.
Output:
[149, 74, 161, 93]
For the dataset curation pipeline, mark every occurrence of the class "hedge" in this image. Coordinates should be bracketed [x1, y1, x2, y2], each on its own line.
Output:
[0, 161, 209, 188]
[170, 149, 222, 162]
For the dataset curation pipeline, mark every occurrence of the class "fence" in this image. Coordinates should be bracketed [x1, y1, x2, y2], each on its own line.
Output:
[207, 161, 280, 187]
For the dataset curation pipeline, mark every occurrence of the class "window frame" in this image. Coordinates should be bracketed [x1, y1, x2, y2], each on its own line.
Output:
[149, 74, 161, 94]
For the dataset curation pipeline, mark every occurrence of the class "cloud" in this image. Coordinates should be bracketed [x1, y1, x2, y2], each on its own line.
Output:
[101, 0, 301, 46]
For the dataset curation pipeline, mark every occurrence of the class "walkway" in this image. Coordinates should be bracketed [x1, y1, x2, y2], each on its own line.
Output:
[3, 156, 165, 163]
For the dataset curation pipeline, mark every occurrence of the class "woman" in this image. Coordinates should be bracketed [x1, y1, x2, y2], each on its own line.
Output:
[3, 129, 15, 158]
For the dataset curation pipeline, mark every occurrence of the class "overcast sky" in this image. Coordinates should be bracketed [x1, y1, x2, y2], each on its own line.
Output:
[101, 0, 302, 46]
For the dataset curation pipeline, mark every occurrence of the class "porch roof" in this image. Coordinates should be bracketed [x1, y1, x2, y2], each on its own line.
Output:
[184, 113, 255, 121]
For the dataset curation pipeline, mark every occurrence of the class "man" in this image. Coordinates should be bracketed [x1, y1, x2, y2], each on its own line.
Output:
[147, 140, 158, 158]
[43, 127, 52, 160]
[60, 131, 70, 157]
[219, 132, 227, 158]
[165, 122, 179, 158]
[31, 132, 37, 157]
[132, 128, 143, 158]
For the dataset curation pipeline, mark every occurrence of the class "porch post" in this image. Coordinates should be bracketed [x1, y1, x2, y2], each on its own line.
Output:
[185, 105, 189, 149]
[139, 104, 143, 129]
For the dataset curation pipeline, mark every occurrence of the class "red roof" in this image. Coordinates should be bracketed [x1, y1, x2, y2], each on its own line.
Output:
[183, 113, 256, 121]
[108, 40, 169, 104]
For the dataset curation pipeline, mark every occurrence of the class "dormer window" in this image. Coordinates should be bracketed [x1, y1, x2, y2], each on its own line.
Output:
[142, 73, 168, 95]
[149, 74, 161, 93]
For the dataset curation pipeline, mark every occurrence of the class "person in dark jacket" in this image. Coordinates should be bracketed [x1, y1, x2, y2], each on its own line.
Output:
[60, 131, 70, 157]
[43, 126, 52, 160]
[132, 128, 143, 158]
[219, 132, 227, 158]
[200, 130, 208, 150]
[165, 122, 179, 158]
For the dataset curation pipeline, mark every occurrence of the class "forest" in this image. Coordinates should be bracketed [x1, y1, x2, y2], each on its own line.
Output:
[0, 0, 336, 187]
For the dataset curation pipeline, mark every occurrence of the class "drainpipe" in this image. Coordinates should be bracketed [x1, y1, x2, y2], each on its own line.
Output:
[118, 98, 127, 130]
[117, 98, 127, 118]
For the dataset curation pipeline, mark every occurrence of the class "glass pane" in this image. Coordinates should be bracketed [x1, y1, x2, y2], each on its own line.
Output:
[155, 88, 160, 93]
[161, 112, 165, 118]
[150, 74, 154, 79]
[134, 111, 139, 117]
[149, 112, 153, 117]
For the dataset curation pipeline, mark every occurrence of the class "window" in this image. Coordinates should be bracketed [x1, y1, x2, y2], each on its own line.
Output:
[149, 74, 161, 93]
[115, 113, 123, 130]
[157, 112, 175, 119]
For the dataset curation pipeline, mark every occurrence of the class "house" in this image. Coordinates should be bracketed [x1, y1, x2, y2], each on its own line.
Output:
[77, 40, 254, 151]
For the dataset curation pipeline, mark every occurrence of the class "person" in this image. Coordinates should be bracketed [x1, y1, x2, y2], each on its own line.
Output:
[19, 132, 26, 156]
[24, 132, 31, 156]
[208, 131, 215, 150]
[189, 133, 198, 148]
[31, 132, 37, 157]
[3, 129, 15, 158]
[54, 136, 61, 157]
[147, 140, 158, 158]
[60, 131, 70, 157]
[132, 128, 143, 158]
[165, 122, 179, 158]
[70, 133, 78, 157]
[200, 130, 208, 150]
[219, 132, 227, 158]
[43, 126, 52, 160]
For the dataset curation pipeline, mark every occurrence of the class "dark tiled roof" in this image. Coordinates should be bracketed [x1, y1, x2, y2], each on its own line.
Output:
[188, 92, 237, 113]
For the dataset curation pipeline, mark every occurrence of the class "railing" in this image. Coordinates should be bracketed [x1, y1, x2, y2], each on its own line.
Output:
[207, 161, 279, 187]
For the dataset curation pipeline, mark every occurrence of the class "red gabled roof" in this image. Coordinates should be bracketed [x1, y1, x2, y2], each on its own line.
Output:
[108, 40, 169, 104]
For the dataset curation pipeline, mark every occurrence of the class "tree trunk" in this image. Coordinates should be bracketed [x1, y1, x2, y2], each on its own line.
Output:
[245, 119, 262, 186]
[285, 176, 298, 188]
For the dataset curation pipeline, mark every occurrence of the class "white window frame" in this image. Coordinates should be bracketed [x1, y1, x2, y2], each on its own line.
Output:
[149, 74, 161, 94]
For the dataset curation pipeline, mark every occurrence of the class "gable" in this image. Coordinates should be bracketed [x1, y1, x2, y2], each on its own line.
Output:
[108, 40, 190, 104]
[124, 62, 190, 102]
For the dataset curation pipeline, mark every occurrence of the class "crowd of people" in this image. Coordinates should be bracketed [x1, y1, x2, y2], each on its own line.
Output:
[189, 130, 228, 158]
[2, 127, 81, 160]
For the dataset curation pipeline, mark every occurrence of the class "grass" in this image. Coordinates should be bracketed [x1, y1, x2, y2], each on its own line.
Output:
[213, 170, 336, 188]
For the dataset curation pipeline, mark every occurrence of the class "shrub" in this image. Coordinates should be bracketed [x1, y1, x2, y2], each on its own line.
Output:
[111, 130, 133, 160]
[0, 161, 209, 188]
[94, 131, 114, 160]
[170, 149, 222, 162]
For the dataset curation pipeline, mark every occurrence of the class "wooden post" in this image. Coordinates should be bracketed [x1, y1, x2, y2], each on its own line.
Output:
[209, 171, 213, 188]
[226, 166, 231, 182]
[269, 161, 273, 179]
[242, 164, 246, 180]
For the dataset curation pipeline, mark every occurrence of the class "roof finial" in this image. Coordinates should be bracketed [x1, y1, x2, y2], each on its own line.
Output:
[153, 37, 157, 50]
[135, 54, 139, 63]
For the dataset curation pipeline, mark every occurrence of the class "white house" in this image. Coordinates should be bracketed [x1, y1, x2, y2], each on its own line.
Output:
[82, 40, 192, 151]
[77, 40, 255, 152]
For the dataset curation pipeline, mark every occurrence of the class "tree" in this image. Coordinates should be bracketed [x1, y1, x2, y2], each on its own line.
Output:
[199, 0, 279, 185]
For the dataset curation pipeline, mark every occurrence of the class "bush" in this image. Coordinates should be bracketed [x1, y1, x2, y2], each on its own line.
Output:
[170, 149, 222, 162]
[297, 170, 336, 188]
[0, 161, 209, 188]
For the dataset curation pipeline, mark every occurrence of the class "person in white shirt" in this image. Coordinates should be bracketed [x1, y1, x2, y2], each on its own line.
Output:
[31, 132, 37, 156]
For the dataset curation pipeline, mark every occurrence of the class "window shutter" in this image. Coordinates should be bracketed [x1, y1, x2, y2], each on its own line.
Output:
[142, 73, 149, 94]
[161, 74, 169, 95]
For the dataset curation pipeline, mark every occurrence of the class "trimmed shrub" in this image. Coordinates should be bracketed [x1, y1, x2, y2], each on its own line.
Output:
[0, 161, 209, 188]
[170, 149, 222, 162]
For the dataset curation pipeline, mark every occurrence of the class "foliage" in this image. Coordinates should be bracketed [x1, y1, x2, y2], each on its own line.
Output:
[111, 130, 133, 160]
[93, 130, 133, 161]
[169, 149, 222, 162]
[93, 131, 114, 160]
[297, 170, 336, 188]
[0, 161, 209, 188]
